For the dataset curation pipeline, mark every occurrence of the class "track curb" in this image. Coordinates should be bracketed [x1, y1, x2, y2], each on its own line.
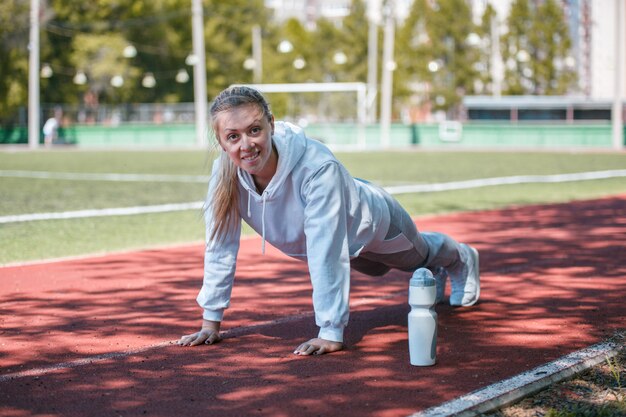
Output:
[409, 337, 623, 417]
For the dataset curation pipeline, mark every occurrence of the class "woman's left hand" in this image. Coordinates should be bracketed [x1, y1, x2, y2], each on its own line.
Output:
[293, 338, 344, 356]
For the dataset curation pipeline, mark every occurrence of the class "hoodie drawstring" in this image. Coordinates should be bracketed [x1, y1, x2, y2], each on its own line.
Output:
[247, 189, 252, 217]
[261, 193, 267, 254]
[248, 188, 267, 255]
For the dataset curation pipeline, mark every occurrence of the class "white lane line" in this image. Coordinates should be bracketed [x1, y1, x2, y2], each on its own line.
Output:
[1, 170, 625, 224]
[408, 339, 623, 417]
[0, 291, 406, 383]
[0, 170, 210, 183]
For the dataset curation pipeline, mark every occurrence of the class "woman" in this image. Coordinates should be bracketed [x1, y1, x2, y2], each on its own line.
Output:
[178, 86, 480, 356]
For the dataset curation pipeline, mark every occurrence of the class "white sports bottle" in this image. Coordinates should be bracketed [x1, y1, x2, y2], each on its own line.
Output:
[408, 268, 437, 366]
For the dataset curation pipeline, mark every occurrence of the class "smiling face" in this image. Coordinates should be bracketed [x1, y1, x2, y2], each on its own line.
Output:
[214, 103, 277, 191]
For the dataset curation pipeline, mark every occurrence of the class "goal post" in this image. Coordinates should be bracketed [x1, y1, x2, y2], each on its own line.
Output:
[232, 82, 368, 149]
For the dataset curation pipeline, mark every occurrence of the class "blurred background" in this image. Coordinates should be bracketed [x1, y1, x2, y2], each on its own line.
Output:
[0, 0, 624, 149]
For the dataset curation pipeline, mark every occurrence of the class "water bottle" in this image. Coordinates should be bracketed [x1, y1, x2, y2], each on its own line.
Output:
[408, 268, 437, 366]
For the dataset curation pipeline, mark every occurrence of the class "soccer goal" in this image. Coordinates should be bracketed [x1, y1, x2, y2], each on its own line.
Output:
[234, 82, 368, 149]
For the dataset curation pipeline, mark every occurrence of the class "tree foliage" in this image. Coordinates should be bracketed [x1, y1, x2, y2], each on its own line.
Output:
[0, 0, 31, 122]
[502, 0, 576, 95]
[395, 0, 482, 117]
[0, 0, 578, 124]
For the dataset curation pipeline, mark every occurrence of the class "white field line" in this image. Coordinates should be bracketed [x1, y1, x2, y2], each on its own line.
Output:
[409, 339, 622, 417]
[384, 169, 626, 194]
[0, 202, 205, 224]
[1, 169, 625, 224]
[0, 170, 210, 183]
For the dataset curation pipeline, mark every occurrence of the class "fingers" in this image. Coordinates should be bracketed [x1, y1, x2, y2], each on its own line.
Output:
[177, 333, 198, 346]
[293, 341, 324, 356]
[177, 330, 220, 347]
[189, 332, 209, 346]
[294, 343, 315, 356]
[294, 338, 344, 356]
[204, 331, 220, 345]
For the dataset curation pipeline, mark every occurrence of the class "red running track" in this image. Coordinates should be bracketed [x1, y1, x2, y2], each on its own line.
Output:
[1, 196, 625, 417]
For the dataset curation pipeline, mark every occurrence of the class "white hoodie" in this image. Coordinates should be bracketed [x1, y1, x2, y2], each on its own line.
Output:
[197, 121, 393, 343]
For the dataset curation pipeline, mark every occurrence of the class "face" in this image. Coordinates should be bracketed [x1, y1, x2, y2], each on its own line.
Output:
[214, 104, 276, 183]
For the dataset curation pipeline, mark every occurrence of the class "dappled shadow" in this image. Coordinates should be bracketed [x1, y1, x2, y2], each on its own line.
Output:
[0, 239, 410, 373]
[0, 196, 625, 416]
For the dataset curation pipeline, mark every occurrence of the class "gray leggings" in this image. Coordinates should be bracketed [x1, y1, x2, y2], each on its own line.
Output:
[350, 188, 464, 276]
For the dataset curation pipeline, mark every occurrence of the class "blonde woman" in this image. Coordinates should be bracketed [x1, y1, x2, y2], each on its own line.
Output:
[178, 86, 480, 356]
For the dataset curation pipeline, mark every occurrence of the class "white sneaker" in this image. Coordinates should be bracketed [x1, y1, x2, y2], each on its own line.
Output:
[433, 267, 447, 304]
[448, 244, 480, 306]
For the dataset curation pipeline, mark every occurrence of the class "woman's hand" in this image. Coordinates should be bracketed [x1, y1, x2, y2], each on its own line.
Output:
[293, 338, 344, 356]
[177, 319, 221, 347]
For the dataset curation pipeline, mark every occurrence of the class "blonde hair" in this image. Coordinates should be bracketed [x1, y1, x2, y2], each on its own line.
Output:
[208, 86, 272, 242]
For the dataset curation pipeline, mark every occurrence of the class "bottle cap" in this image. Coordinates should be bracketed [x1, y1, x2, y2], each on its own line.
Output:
[410, 268, 435, 287]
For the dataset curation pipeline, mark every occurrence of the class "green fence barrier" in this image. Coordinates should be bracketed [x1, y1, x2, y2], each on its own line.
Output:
[415, 122, 615, 148]
[1, 122, 621, 149]
[68, 124, 197, 147]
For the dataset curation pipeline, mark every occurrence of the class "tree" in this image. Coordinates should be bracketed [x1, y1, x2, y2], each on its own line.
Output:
[395, 0, 480, 117]
[474, 3, 498, 95]
[394, 0, 434, 114]
[502, 0, 576, 95]
[0, 0, 31, 125]
[45, 0, 196, 105]
[336, 0, 369, 83]
[532, 0, 577, 94]
[203, 0, 270, 98]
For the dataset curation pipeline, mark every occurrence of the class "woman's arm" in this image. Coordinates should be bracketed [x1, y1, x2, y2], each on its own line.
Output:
[301, 161, 354, 350]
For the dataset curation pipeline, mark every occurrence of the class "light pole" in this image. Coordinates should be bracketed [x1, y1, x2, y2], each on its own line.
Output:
[367, 0, 381, 124]
[191, 0, 208, 148]
[28, 0, 40, 149]
[252, 25, 262, 84]
[612, 0, 624, 150]
[380, 0, 395, 148]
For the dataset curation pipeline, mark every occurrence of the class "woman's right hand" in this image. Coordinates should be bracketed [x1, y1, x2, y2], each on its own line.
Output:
[177, 319, 221, 347]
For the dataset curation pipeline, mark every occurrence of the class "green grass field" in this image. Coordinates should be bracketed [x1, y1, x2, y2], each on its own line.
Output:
[1, 149, 625, 265]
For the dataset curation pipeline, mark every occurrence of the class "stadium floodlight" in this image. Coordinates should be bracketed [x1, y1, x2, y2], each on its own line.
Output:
[73, 71, 87, 85]
[175, 69, 190, 83]
[292, 58, 306, 70]
[111, 75, 124, 88]
[278, 40, 294, 54]
[40, 63, 53, 78]
[243, 57, 256, 70]
[516, 50, 530, 63]
[123, 45, 137, 58]
[142, 73, 156, 88]
[185, 53, 199, 66]
[466, 33, 481, 47]
[333, 51, 348, 65]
